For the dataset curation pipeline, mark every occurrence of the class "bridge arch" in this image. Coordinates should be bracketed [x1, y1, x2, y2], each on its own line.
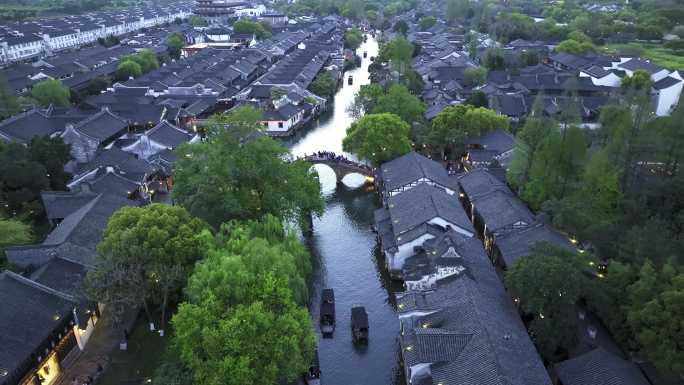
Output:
[303, 155, 375, 186]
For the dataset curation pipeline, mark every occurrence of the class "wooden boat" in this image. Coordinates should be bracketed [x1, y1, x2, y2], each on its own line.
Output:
[351, 306, 368, 344]
[347, 75, 353, 85]
[363, 51, 367, 58]
[320, 289, 335, 336]
[303, 350, 321, 385]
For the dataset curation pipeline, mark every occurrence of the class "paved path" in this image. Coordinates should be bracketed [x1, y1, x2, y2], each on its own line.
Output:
[55, 310, 137, 385]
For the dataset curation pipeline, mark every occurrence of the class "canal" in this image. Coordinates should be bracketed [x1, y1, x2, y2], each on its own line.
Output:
[285, 36, 404, 385]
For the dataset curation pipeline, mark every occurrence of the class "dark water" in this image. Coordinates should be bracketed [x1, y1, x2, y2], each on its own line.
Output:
[284, 37, 404, 385]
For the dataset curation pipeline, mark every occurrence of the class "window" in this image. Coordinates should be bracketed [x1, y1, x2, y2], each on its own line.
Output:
[278, 122, 284, 128]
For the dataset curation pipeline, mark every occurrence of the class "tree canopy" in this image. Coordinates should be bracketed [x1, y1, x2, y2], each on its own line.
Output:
[371, 83, 425, 124]
[0, 74, 20, 119]
[342, 112, 412, 166]
[172, 216, 315, 385]
[85, 204, 207, 331]
[116, 60, 142, 80]
[418, 16, 437, 31]
[424, 104, 509, 160]
[308, 70, 337, 97]
[31, 79, 70, 107]
[167, 32, 185, 60]
[344, 27, 363, 50]
[233, 19, 272, 40]
[172, 106, 324, 228]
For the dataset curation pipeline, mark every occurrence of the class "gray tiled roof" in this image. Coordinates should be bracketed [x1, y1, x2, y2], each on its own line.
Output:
[379, 152, 454, 193]
[554, 348, 650, 385]
[495, 223, 574, 268]
[388, 184, 474, 236]
[40, 190, 98, 221]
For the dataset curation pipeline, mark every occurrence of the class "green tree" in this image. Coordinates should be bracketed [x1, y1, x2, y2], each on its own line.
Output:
[555, 30, 595, 55]
[28, 136, 72, 190]
[626, 261, 684, 373]
[0, 142, 49, 219]
[172, 217, 315, 385]
[342, 113, 412, 166]
[483, 48, 505, 70]
[0, 74, 20, 119]
[505, 244, 585, 360]
[122, 49, 159, 74]
[173, 107, 324, 228]
[425, 105, 509, 160]
[308, 71, 337, 97]
[116, 60, 142, 80]
[344, 27, 363, 50]
[521, 125, 587, 209]
[190, 15, 207, 27]
[621, 69, 652, 93]
[348, 83, 385, 119]
[393, 20, 409, 35]
[372, 83, 425, 124]
[382, 37, 414, 75]
[463, 66, 487, 87]
[31, 79, 70, 107]
[167, 32, 185, 60]
[233, 19, 272, 40]
[0, 218, 32, 268]
[464, 90, 488, 108]
[508, 98, 553, 191]
[86, 204, 207, 334]
[446, 0, 469, 23]
[418, 16, 437, 30]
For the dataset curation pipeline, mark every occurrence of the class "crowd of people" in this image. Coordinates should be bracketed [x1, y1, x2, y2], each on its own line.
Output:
[305, 151, 372, 170]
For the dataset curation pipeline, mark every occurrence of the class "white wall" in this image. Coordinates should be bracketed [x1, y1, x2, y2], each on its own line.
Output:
[656, 81, 684, 116]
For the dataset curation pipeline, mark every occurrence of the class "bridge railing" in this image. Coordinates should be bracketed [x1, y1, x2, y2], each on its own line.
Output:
[302, 154, 374, 175]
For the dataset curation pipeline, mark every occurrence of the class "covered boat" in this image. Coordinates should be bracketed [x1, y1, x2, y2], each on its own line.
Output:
[351, 306, 369, 344]
[348, 75, 353, 85]
[320, 288, 335, 336]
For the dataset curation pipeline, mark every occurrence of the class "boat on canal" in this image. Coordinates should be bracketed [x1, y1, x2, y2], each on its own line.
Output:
[363, 51, 367, 58]
[351, 306, 369, 344]
[348, 75, 353, 85]
[303, 350, 321, 385]
[320, 288, 335, 336]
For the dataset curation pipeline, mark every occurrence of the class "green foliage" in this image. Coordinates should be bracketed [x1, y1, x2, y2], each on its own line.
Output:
[393, 20, 409, 35]
[464, 90, 488, 108]
[556, 31, 595, 55]
[348, 83, 385, 119]
[344, 27, 363, 50]
[463, 66, 487, 87]
[418, 16, 437, 31]
[173, 106, 324, 228]
[167, 32, 185, 60]
[121, 49, 159, 74]
[116, 60, 142, 80]
[233, 19, 272, 40]
[0, 218, 32, 268]
[308, 71, 337, 97]
[86, 204, 207, 330]
[521, 125, 587, 210]
[505, 244, 585, 359]
[342, 113, 412, 166]
[372, 83, 425, 124]
[424, 105, 509, 160]
[492, 12, 535, 43]
[31, 79, 70, 107]
[381, 37, 414, 75]
[483, 48, 505, 70]
[0, 74, 20, 119]
[190, 15, 207, 27]
[446, 0, 470, 23]
[621, 69, 653, 92]
[0, 138, 72, 220]
[172, 216, 315, 385]
[508, 103, 553, 190]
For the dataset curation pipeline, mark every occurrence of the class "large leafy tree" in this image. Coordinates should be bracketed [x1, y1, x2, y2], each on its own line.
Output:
[233, 19, 272, 39]
[85, 204, 207, 333]
[371, 83, 425, 124]
[28, 135, 72, 190]
[308, 70, 337, 97]
[626, 261, 684, 373]
[0, 142, 50, 219]
[116, 60, 142, 80]
[173, 106, 323, 228]
[172, 217, 315, 385]
[380, 37, 414, 75]
[348, 83, 385, 119]
[505, 244, 585, 360]
[425, 104, 509, 160]
[344, 27, 363, 50]
[342, 112, 412, 166]
[167, 32, 185, 60]
[31, 79, 70, 107]
[508, 97, 553, 191]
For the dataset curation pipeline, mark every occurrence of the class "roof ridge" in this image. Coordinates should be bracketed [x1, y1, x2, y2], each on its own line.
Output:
[4, 270, 77, 302]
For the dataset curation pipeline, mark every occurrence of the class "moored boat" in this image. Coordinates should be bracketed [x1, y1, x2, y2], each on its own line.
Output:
[351, 306, 368, 344]
[320, 288, 335, 336]
[303, 350, 321, 385]
[348, 75, 353, 85]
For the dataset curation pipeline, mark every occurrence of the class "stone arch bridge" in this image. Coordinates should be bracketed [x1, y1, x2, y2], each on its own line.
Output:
[303, 155, 375, 184]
